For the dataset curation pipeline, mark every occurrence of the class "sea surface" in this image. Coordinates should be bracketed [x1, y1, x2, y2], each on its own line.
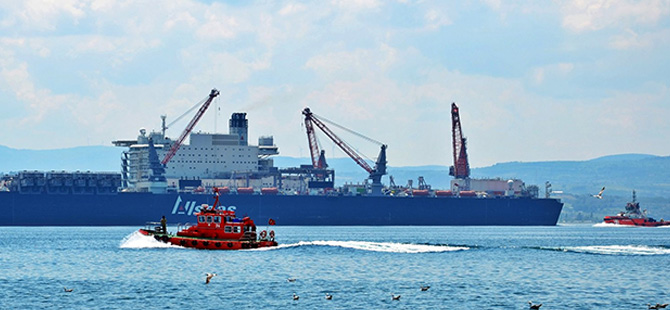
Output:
[1, 224, 669, 309]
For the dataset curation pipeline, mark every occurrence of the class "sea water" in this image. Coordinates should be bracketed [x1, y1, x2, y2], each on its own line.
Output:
[1, 225, 669, 309]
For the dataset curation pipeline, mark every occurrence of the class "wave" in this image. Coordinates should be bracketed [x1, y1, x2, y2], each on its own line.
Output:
[119, 231, 181, 249]
[592, 222, 637, 228]
[258, 240, 469, 253]
[542, 245, 670, 256]
[593, 222, 670, 228]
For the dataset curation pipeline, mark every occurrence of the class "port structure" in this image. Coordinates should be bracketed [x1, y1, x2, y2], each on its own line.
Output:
[302, 108, 387, 195]
[161, 89, 220, 165]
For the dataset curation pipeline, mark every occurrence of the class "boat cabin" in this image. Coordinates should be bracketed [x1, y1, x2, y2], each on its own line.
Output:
[176, 206, 257, 241]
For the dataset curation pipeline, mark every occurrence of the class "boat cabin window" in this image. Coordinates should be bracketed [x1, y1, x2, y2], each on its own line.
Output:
[233, 226, 240, 233]
[225, 226, 232, 233]
[198, 216, 205, 223]
[213, 216, 221, 224]
[207, 216, 213, 223]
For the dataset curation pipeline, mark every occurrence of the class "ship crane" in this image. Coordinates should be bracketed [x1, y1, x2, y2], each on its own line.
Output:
[449, 102, 471, 188]
[161, 89, 220, 165]
[302, 108, 387, 195]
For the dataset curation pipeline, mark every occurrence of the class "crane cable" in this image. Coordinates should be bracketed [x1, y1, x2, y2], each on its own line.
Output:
[165, 96, 209, 130]
[312, 113, 384, 163]
[313, 113, 384, 146]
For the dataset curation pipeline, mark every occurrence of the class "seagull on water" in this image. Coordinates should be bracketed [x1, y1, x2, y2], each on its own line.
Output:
[420, 285, 430, 291]
[528, 301, 542, 309]
[649, 304, 669, 309]
[391, 294, 401, 301]
[287, 278, 297, 282]
[593, 186, 605, 199]
[325, 293, 333, 300]
[63, 287, 74, 292]
[292, 293, 299, 300]
[205, 273, 217, 284]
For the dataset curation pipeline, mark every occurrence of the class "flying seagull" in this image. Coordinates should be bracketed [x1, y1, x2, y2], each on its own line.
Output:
[593, 187, 605, 199]
[63, 287, 74, 292]
[205, 273, 217, 284]
[420, 285, 430, 291]
[287, 278, 297, 282]
[391, 294, 401, 301]
[649, 304, 669, 309]
[325, 293, 333, 300]
[528, 301, 542, 309]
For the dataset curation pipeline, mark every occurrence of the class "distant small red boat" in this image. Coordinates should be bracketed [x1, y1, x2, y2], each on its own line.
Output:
[603, 191, 670, 227]
[139, 187, 278, 250]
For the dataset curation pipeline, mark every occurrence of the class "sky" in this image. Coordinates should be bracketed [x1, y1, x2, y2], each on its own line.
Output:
[1, 0, 669, 168]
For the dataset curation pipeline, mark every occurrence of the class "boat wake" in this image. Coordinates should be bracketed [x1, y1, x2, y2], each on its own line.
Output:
[119, 231, 181, 249]
[592, 222, 636, 228]
[541, 245, 670, 256]
[257, 240, 468, 253]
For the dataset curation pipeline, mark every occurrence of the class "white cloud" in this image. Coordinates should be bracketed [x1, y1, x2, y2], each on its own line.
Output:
[1, 0, 86, 31]
[531, 63, 575, 85]
[561, 0, 670, 32]
[305, 44, 398, 79]
[0, 0, 668, 166]
[424, 8, 452, 30]
[197, 14, 240, 39]
[608, 28, 664, 50]
[331, 0, 381, 10]
[279, 3, 306, 16]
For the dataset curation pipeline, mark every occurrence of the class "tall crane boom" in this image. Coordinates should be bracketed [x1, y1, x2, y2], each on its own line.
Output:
[303, 108, 374, 173]
[161, 89, 220, 165]
[302, 108, 387, 186]
[449, 102, 470, 178]
[303, 112, 324, 169]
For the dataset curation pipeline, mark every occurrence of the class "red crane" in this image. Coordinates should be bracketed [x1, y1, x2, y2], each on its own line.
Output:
[161, 89, 220, 165]
[449, 102, 470, 179]
[302, 108, 387, 185]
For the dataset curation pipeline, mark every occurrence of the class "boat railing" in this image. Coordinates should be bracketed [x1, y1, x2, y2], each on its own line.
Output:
[176, 223, 192, 232]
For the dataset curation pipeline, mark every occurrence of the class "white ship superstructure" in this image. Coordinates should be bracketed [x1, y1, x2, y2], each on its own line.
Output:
[114, 113, 279, 192]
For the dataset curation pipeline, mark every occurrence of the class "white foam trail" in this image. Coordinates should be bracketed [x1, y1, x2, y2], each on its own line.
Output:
[560, 245, 670, 256]
[119, 231, 181, 249]
[594, 222, 670, 228]
[592, 222, 637, 228]
[259, 240, 468, 253]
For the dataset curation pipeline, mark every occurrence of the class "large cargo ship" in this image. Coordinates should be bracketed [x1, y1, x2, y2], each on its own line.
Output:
[0, 90, 563, 226]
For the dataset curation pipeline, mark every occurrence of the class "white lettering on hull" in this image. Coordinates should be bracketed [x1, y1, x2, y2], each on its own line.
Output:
[171, 196, 236, 216]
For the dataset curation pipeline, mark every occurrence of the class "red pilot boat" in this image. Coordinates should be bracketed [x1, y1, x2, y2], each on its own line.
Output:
[603, 191, 670, 227]
[139, 187, 278, 250]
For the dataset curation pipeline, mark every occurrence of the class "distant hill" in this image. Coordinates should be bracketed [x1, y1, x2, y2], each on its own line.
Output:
[2, 145, 669, 223]
[472, 154, 670, 198]
[2, 145, 668, 196]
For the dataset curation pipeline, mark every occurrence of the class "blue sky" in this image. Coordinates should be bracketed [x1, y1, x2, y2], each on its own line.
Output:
[0, 0, 669, 167]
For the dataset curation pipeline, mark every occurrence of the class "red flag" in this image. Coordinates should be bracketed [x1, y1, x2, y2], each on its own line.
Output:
[268, 218, 276, 226]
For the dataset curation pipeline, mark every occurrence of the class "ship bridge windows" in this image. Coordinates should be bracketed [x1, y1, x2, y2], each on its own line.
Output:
[225, 226, 232, 233]
[213, 216, 221, 224]
[198, 215, 205, 223]
[233, 226, 240, 233]
[206, 216, 213, 223]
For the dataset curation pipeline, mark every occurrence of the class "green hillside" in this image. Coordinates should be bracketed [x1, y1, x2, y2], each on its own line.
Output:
[2, 145, 669, 223]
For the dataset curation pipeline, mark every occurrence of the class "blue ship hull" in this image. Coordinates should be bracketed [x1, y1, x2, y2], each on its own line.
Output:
[0, 191, 562, 226]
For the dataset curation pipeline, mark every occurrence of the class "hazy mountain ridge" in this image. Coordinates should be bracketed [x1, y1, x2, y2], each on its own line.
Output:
[2, 146, 669, 222]
[2, 146, 668, 196]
